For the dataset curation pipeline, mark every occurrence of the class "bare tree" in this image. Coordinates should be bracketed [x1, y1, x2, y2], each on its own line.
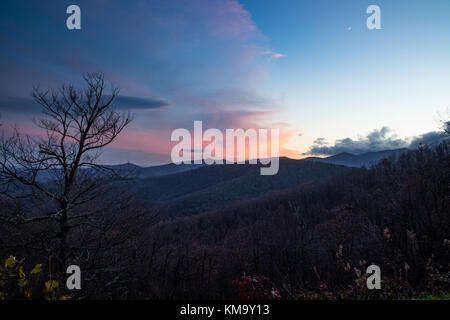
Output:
[0, 73, 132, 277]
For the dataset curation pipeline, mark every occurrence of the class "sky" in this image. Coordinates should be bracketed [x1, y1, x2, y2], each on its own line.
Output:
[0, 0, 449, 165]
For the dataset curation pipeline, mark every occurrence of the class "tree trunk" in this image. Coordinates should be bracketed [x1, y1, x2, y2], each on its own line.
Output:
[58, 206, 69, 280]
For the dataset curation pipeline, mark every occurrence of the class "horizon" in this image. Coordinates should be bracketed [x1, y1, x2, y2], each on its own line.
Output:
[108, 146, 414, 167]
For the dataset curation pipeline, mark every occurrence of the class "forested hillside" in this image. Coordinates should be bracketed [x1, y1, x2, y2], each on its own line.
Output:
[128, 158, 349, 217]
[1, 143, 448, 299]
[134, 142, 449, 299]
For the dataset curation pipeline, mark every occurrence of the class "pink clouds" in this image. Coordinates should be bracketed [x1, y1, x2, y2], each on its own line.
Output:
[204, 0, 259, 40]
[107, 108, 301, 164]
[0, 0, 299, 165]
[270, 53, 287, 60]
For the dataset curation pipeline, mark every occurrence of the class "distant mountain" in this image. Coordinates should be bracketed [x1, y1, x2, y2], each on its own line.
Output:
[122, 158, 349, 217]
[304, 148, 409, 167]
[34, 148, 408, 217]
[107, 162, 206, 178]
[31, 162, 205, 182]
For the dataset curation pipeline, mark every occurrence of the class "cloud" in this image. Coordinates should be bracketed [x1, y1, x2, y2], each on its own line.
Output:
[313, 137, 328, 145]
[270, 53, 286, 60]
[0, 0, 294, 165]
[304, 126, 449, 155]
[409, 131, 448, 149]
[0, 97, 40, 114]
[202, 89, 277, 111]
[114, 96, 169, 110]
[0, 95, 169, 115]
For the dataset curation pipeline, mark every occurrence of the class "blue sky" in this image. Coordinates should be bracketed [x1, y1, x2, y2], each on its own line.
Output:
[1, 0, 449, 164]
[241, 0, 450, 150]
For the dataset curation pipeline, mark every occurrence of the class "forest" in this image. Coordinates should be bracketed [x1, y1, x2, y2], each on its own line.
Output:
[1, 142, 448, 299]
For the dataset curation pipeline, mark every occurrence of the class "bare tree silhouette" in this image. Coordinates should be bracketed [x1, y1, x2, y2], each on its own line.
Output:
[0, 73, 132, 277]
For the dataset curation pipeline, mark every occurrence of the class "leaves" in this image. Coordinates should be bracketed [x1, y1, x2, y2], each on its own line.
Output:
[30, 264, 42, 275]
[4, 256, 16, 268]
[24, 288, 32, 298]
[18, 267, 26, 279]
[0, 255, 58, 300]
[17, 278, 28, 288]
[44, 280, 59, 293]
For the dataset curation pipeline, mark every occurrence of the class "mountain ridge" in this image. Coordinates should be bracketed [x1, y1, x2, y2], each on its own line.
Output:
[303, 148, 409, 167]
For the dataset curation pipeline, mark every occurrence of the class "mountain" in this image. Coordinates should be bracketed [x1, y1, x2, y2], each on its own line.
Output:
[34, 148, 409, 217]
[107, 162, 206, 178]
[34, 148, 409, 183]
[304, 148, 409, 167]
[122, 158, 350, 217]
[32, 162, 205, 182]
[113, 148, 409, 216]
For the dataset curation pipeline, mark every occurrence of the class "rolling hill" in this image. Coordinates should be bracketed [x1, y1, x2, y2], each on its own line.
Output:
[303, 148, 409, 167]
[106, 148, 416, 217]
[121, 158, 350, 217]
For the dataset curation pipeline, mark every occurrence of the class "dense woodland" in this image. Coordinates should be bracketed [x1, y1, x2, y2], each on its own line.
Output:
[132, 142, 450, 299]
[1, 142, 448, 299]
